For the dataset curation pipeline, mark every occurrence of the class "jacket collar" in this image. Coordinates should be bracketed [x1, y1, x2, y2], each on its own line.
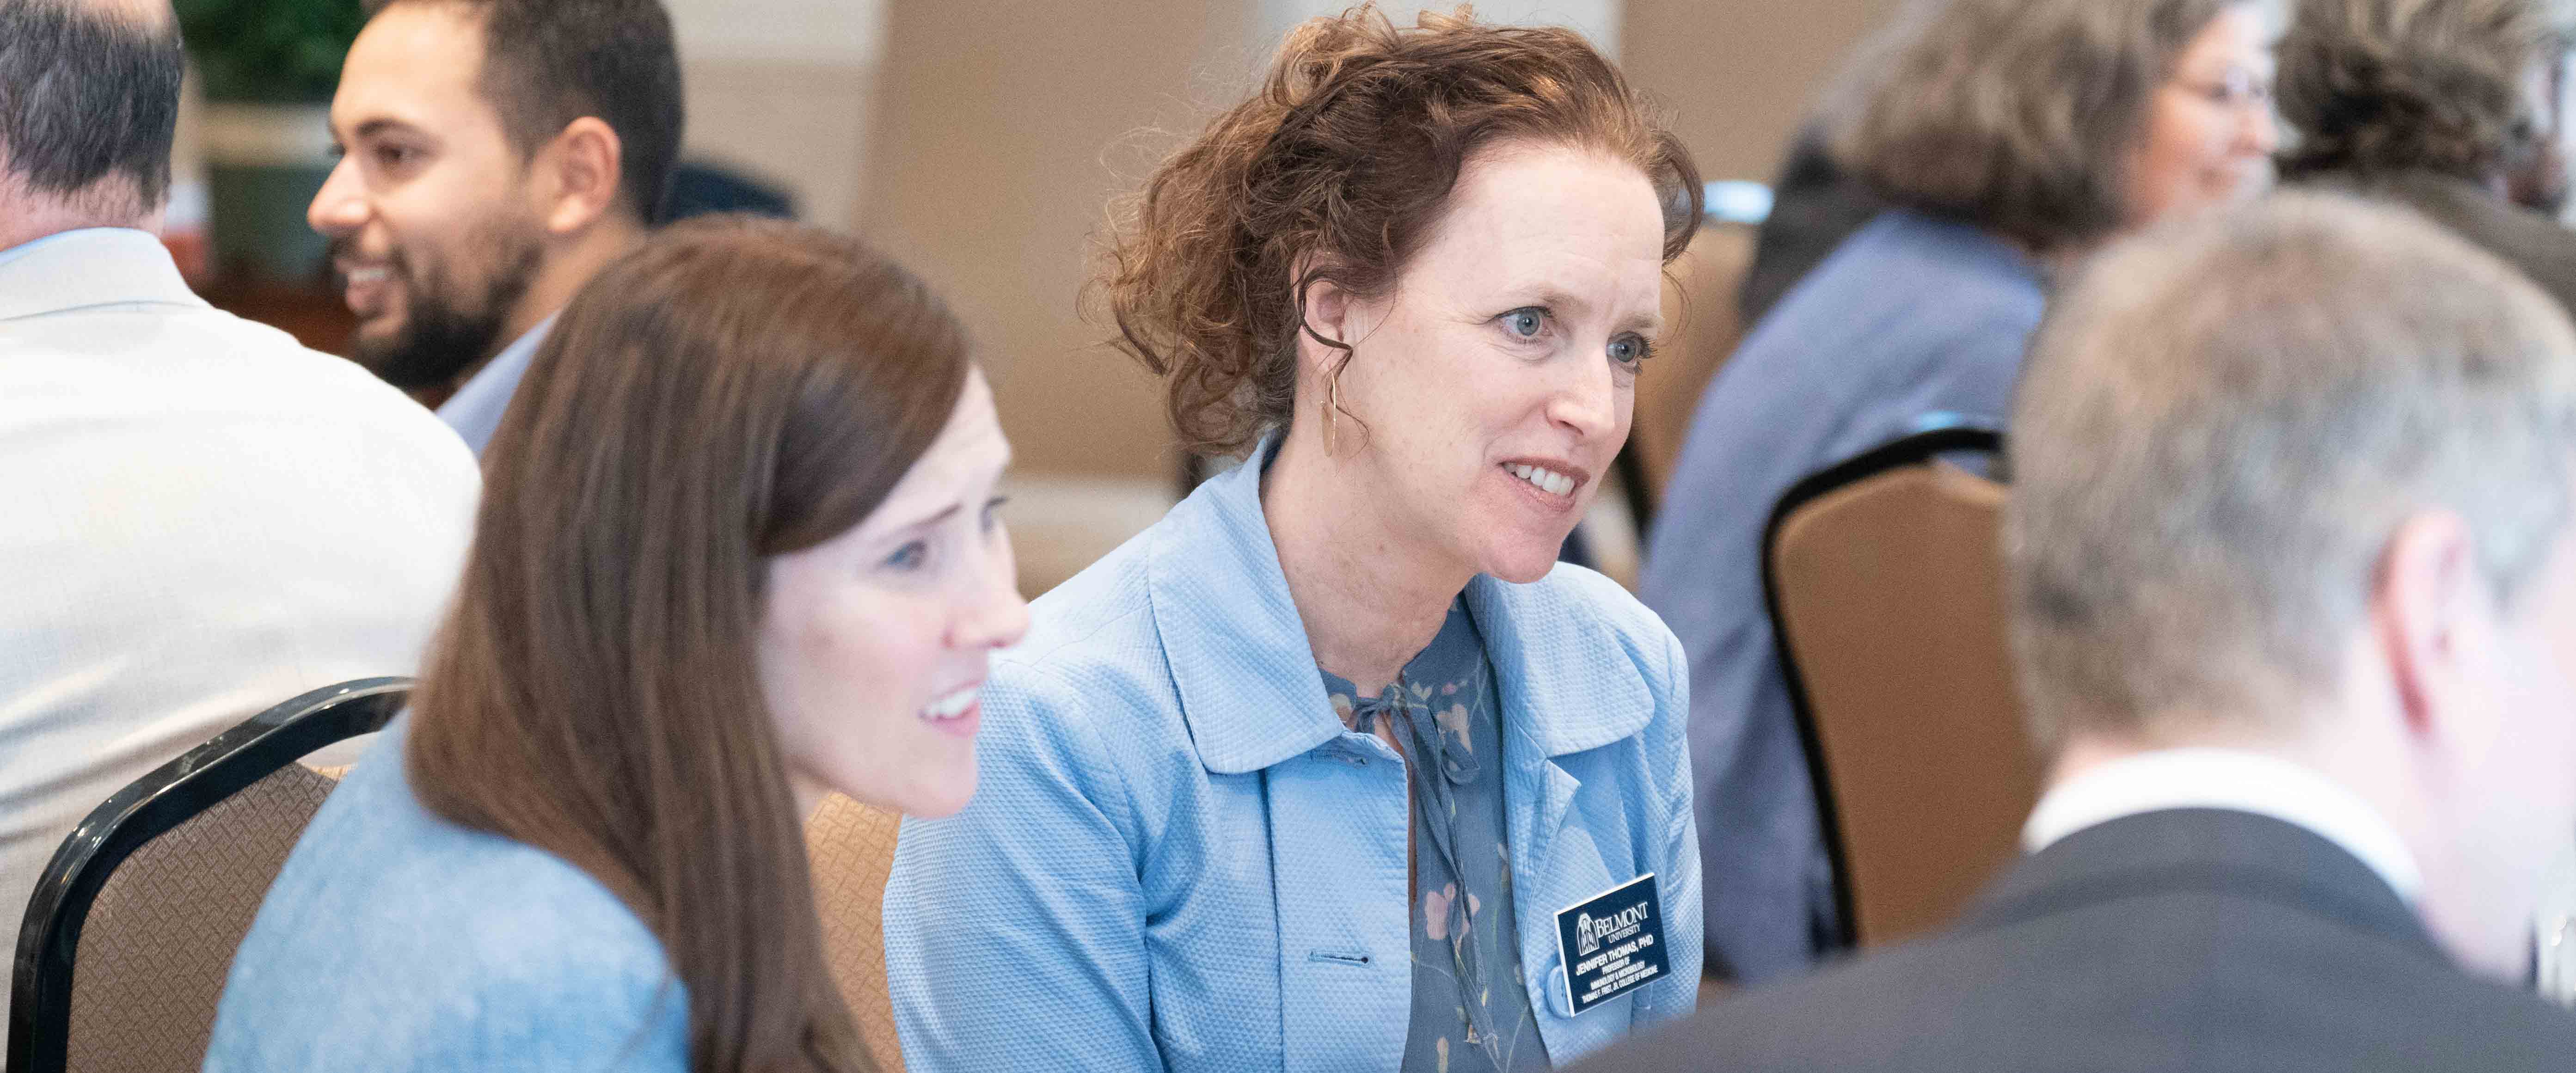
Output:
[1967, 807, 2442, 964]
[0, 228, 206, 323]
[1147, 432, 1654, 774]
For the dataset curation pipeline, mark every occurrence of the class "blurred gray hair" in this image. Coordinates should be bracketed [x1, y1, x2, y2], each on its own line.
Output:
[0, 0, 184, 215]
[2278, 0, 2576, 181]
[2006, 191, 2576, 748]
[1827, 0, 2266, 251]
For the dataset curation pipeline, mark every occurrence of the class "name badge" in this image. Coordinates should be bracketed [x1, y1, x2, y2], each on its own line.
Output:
[1554, 873, 1669, 1016]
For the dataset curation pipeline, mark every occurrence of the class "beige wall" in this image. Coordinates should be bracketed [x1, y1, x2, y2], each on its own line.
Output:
[857, 0, 1902, 481]
[859, 0, 1256, 479]
[1620, 0, 1900, 182]
[683, 59, 873, 231]
[665, 0, 882, 231]
[1253, 0, 1623, 58]
[863, 0, 1631, 482]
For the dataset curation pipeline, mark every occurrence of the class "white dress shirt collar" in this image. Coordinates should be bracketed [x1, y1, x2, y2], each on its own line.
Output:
[2022, 747, 2423, 903]
[435, 314, 556, 457]
[0, 228, 202, 322]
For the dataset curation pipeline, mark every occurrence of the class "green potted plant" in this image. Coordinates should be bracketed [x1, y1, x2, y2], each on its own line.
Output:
[176, 0, 366, 282]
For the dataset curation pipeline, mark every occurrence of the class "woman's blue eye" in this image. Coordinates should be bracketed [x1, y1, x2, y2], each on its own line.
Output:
[883, 541, 930, 571]
[981, 496, 1008, 533]
[1608, 334, 1653, 367]
[1503, 307, 1546, 339]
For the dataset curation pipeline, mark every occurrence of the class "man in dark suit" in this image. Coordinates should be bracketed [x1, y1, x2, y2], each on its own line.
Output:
[2279, 0, 2576, 314]
[1576, 193, 2576, 1072]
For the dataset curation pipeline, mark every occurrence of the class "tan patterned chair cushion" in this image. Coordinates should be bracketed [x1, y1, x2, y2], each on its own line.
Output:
[63, 763, 341, 1073]
[809, 794, 904, 1070]
[1772, 460, 2039, 947]
[65, 768, 903, 1071]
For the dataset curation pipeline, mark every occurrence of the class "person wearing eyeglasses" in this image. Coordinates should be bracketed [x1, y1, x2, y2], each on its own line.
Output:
[1642, 0, 2282, 985]
[1585, 191, 2576, 1073]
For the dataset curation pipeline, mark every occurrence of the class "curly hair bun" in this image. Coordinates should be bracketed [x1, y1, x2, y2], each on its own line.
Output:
[1097, 3, 1701, 457]
[2276, 0, 2564, 180]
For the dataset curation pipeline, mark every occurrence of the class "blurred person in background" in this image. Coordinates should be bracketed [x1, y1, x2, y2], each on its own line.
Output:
[1584, 190, 2576, 1073]
[884, 9, 1704, 1071]
[204, 218, 1030, 1072]
[2277, 0, 2576, 313]
[313, 0, 681, 455]
[2509, 39, 2576, 216]
[1641, 0, 2282, 984]
[2321, 0, 2576, 998]
[1734, 124, 1881, 330]
[0, 0, 478, 1014]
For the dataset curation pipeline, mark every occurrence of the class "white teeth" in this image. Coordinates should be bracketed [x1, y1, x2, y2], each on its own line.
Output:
[922, 687, 978, 721]
[1506, 464, 1575, 496]
[345, 267, 388, 285]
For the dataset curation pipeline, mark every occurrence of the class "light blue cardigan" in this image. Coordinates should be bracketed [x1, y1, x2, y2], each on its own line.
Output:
[885, 435, 1702, 1072]
[202, 717, 688, 1071]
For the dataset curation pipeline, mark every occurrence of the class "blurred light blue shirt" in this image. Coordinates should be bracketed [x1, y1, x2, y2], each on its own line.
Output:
[885, 434, 1703, 1073]
[203, 717, 688, 1072]
[437, 316, 553, 457]
[1639, 209, 2043, 984]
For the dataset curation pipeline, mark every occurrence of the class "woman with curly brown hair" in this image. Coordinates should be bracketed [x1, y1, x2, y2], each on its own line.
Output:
[884, 7, 1702, 1071]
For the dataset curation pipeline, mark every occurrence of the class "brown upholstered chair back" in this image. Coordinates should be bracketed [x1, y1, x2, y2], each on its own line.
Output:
[809, 793, 905, 1070]
[1632, 221, 1758, 506]
[1764, 429, 2039, 949]
[63, 765, 339, 1073]
[10, 679, 407, 1073]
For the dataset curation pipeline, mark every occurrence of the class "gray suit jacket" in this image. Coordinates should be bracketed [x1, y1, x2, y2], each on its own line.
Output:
[1572, 809, 2576, 1072]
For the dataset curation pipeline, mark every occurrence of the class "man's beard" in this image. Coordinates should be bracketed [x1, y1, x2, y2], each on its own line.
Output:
[341, 231, 544, 392]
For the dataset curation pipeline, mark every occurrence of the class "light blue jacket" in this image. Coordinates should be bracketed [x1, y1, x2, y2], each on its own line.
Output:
[885, 436, 1702, 1072]
[203, 717, 688, 1071]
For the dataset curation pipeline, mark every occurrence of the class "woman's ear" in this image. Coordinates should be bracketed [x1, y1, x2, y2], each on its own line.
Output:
[1303, 277, 1352, 349]
[1291, 259, 1357, 377]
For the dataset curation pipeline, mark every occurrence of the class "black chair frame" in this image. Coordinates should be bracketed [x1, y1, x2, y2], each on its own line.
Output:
[7, 676, 410, 1073]
[1758, 424, 2003, 954]
[1613, 443, 1657, 539]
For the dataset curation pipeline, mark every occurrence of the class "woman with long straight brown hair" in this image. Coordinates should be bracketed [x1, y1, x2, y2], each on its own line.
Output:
[202, 216, 1030, 1073]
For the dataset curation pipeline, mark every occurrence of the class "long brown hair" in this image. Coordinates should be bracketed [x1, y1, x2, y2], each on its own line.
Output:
[407, 215, 969, 1073]
[1097, 4, 1702, 457]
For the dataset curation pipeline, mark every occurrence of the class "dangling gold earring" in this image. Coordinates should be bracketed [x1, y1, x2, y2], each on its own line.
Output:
[1322, 367, 1345, 455]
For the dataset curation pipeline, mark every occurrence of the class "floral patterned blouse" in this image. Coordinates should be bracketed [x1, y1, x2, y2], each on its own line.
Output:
[1323, 601, 1551, 1072]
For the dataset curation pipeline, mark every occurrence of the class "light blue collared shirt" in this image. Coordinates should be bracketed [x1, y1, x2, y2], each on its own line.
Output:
[0, 227, 131, 272]
[436, 316, 555, 457]
[885, 434, 1703, 1073]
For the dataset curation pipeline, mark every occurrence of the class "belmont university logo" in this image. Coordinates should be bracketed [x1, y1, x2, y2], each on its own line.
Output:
[1574, 900, 1652, 957]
